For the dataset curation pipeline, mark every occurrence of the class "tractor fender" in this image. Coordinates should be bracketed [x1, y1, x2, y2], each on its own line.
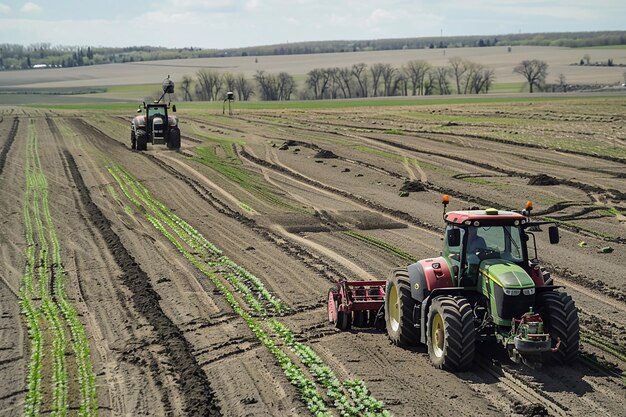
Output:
[132, 115, 147, 132]
[408, 257, 454, 302]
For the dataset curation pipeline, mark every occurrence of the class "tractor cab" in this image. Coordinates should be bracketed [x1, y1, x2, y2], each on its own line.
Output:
[442, 209, 529, 288]
[146, 104, 169, 144]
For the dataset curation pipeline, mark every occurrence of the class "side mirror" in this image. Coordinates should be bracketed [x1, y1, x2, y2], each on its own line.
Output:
[548, 225, 559, 244]
[447, 228, 461, 247]
[172, 104, 176, 112]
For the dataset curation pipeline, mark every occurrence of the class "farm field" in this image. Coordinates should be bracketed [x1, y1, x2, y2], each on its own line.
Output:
[1, 45, 626, 104]
[1, 95, 626, 417]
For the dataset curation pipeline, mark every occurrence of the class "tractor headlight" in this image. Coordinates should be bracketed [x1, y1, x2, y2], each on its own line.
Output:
[522, 288, 535, 296]
[503, 288, 521, 296]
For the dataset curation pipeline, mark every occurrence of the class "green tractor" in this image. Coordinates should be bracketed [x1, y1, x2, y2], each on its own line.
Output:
[328, 197, 579, 371]
[131, 76, 181, 151]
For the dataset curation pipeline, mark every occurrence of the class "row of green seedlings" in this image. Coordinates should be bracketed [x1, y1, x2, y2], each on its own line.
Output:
[22, 121, 67, 416]
[580, 330, 626, 380]
[343, 231, 417, 263]
[107, 164, 390, 416]
[20, 120, 98, 417]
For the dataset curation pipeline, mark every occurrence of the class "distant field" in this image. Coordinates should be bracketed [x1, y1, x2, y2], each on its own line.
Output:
[1, 45, 625, 104]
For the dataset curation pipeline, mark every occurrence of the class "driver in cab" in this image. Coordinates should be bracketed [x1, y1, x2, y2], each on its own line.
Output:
[465, 227, 487, 283]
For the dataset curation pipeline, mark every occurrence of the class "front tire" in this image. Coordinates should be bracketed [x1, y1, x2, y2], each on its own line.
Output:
[427, 296, 475, 371]
[538, 291, 579, 364]
[385, 268, 419, 346]
[136, 129, 147, 151]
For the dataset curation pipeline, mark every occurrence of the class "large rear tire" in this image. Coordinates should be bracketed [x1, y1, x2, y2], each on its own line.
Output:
[385, 268, 419, 346]
[427, 296, 475, 371]
[538, 291, 579, 364]
[167, 127, 181, 150]
[130, 130, 136, 150]
[136, 129, 147, 151]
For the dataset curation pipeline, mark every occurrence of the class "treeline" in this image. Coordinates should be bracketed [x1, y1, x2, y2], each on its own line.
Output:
[2, 31, 625, 71]
[178, 59, 495, 102]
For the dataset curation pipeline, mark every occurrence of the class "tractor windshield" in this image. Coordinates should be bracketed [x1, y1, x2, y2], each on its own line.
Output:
[472, 225, 524, 262]
[147, 107, 166, 120]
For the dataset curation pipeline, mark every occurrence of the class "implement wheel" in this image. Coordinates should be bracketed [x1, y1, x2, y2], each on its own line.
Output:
[538, 291, 579, 364]
[328, 287, 351, 331]
[385, 268, 418, 346]
[327, 288, 338, 324]
[427, 296, 475, 371]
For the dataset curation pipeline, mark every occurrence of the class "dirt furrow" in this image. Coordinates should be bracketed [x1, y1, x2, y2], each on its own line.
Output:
[63, 150, 221, 417]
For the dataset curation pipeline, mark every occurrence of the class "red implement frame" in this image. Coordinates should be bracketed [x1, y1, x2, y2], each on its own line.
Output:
[328, 279, 386, 331]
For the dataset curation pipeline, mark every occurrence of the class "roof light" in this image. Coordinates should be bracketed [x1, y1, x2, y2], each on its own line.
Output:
[442, 195, 449, 205]
[485, 208, 498, 215]
[525, 201, 533, 211]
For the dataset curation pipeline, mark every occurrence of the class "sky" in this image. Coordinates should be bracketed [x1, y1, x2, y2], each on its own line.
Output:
[0, 0, 625, 49]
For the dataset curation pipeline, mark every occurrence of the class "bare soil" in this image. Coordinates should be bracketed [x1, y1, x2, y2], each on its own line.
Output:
[1, 97, 625, 416]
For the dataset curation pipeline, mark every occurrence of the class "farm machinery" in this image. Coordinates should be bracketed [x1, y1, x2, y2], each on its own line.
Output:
[130, 76, 181, 151]
[327, 197, 579, 371]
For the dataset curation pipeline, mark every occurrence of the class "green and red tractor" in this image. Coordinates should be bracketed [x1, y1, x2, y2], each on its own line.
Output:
[327, 197, 579, 371]
[131, 76, 181, 151]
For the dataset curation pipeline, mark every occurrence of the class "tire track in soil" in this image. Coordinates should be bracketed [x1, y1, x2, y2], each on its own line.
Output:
[260, 112, 626, 165]
[233, 113, 625, 206]
[63, 150, 221, 417]
[143, 152, 351, 287]
[227, 117, 625, 243]
[0, 116, 19, 175]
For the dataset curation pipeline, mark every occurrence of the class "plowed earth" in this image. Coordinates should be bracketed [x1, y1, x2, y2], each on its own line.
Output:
[1, 96, 625, 417]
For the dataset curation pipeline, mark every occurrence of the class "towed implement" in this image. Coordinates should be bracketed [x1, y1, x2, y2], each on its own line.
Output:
[328, 197, 579, 371]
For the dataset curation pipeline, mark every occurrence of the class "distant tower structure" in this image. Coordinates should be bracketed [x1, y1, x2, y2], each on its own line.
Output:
[223, 91, 234, 115]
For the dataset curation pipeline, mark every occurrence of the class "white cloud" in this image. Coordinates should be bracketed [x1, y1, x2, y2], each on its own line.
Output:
[21, 2, 42, 13]
[0, 3, 10, 14]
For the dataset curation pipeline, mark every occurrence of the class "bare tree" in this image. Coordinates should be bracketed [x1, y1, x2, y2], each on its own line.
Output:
[380, 64, 397, 96]
[351, 63, 369, 97]
[513, 59, 548, 93]
[235, 74, 254, 101]
[278, 72, 296, 100]
[434, 66, 451, 95]
[557, 73, 567, 92]
[223, 72, 236, 96]
[448, 57, 468, 94]
[255, 70, 295, 101]
[335, 67, 353, 98]
[195, 69, 223, 101]
[370, 63, 385, 97]
[306, 68, 323, 99]
[180, 75, 193, 101]
[324, 68, 339, 99]
[404, 60, 430, 95]
[468, 66, 495, 93]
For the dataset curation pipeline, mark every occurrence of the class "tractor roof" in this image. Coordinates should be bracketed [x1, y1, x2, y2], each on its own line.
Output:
[444, 209, 527, 226]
